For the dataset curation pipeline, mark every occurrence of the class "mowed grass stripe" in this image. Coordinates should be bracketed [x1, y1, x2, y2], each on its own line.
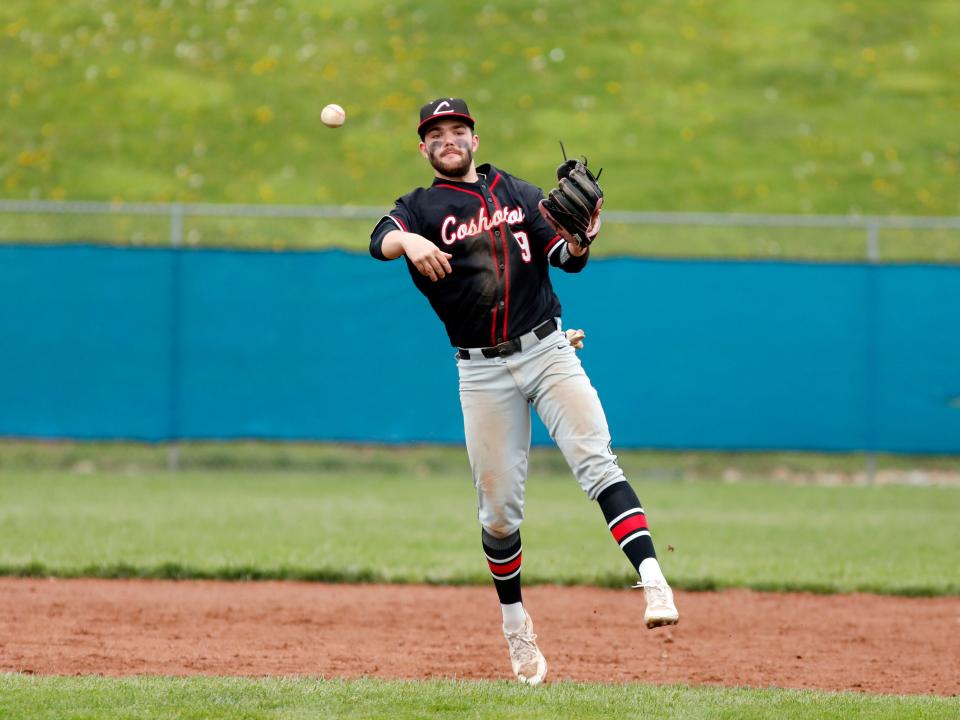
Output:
[1, 675, 958, 720]
[0, 469, 956, 595]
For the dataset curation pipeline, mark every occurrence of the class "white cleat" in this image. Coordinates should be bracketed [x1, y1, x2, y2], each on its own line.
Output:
[634, 577, 680, 629]
[503, 613, 548, 685]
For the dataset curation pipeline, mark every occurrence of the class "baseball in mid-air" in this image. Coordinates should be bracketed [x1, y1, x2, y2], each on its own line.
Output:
[321, 103, 346, 128]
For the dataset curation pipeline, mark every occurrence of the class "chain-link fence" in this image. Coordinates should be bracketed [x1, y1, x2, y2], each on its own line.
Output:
[2, 199, 959, 261]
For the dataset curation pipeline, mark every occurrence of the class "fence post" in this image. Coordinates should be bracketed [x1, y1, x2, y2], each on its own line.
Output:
[866, 222, 880, 262]
[864, 222, 879, 484]
[167, 205, 184, 471]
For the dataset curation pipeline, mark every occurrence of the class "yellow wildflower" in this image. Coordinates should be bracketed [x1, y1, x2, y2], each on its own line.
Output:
[254, 106, 274, 124]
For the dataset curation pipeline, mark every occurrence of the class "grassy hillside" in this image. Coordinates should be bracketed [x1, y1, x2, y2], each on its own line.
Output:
[2, 0, 959, 219]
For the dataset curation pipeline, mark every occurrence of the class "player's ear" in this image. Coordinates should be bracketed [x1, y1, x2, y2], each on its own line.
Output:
[418, 141, 429, 159]
[471, 133, 479, 151]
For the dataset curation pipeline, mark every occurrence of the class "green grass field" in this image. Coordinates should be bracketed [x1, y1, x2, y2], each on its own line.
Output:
[1, 445, 957, 594]
[2, 443, 958, 716]
[5, 439, 960, 481]
[1, 675, 958, 720]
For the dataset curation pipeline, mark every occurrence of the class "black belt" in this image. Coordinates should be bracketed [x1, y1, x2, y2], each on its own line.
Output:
[457, 318, 557, 360]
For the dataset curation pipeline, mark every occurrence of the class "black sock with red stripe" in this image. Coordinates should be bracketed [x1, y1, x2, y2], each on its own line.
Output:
[482, 529, 522, 605]
[597, 482, 657, 572]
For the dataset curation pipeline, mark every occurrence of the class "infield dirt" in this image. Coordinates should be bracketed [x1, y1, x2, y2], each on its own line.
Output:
[2, 578, 957, 696]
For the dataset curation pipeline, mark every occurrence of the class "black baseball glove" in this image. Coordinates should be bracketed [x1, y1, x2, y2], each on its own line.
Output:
[538, 150, 604, 249]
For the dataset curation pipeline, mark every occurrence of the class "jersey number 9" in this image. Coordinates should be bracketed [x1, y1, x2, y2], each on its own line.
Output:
[514, 231, 532, 263]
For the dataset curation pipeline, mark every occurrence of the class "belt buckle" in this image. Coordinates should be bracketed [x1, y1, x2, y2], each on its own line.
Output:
[495, 339, 516, 357]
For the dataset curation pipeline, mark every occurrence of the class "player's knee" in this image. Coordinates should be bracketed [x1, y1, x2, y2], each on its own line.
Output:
[479, 505, 522, 538]
[477, 487, 525, 537]
[578, 455, 626, 500]
[481, 518, 521, 539]
[588, 473, 628, 501]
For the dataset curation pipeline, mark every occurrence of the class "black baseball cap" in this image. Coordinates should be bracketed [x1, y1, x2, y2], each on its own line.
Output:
[417, 97, 475, 139]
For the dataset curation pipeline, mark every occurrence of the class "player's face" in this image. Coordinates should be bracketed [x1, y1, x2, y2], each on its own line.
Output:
[420, 121, 478, 179]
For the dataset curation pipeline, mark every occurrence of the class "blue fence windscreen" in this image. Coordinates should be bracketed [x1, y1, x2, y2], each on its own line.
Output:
[1, 245, 957, 453]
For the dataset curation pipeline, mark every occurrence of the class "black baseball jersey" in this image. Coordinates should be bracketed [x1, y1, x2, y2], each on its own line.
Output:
[369, 163, 589, 348]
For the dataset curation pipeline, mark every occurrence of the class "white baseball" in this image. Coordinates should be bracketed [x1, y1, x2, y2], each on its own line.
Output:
[321, 103, 346, 128]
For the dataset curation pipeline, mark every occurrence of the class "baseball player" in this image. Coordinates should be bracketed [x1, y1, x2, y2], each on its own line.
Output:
[369, 97, 678, 685]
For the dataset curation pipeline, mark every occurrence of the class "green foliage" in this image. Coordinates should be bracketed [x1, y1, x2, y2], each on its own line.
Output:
[1, 452, 957, 594]
[1, 0, 958, 220]
[1, 675, 958, 720]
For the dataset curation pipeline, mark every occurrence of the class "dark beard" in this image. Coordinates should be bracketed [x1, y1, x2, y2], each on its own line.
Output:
[428, 141, 473, 178]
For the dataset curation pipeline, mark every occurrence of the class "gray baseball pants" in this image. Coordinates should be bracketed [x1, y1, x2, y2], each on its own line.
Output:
[456, 322, 626, 538]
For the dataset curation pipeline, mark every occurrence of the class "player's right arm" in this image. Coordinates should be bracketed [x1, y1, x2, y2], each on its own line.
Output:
[370, 199, 452, 282]
[379, 229, 452, 281]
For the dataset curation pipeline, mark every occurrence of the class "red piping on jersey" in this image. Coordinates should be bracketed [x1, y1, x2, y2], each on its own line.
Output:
[487, 177, 511, 342]
[392, 215, 408, 232]
[434, 183, 485, 201]
[436, 183, 502, 345]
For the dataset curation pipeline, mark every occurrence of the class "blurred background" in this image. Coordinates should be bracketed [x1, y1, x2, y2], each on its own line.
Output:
[1, 0, 958, 504]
